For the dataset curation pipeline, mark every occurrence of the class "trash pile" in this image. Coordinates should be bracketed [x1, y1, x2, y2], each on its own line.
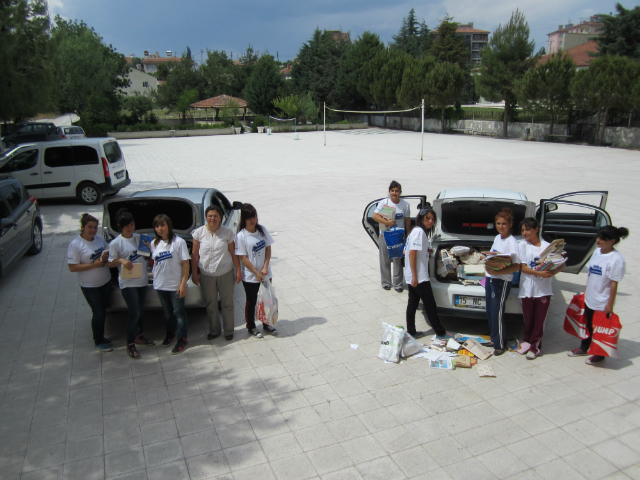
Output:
[437, 246, 486, 285]
[376, 323, 499, 377]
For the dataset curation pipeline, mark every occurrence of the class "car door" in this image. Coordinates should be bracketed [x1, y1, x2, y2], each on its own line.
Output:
[0, 185, 23, 268]
[0, 147, 43, 197]
[539, 195, 611, 274]
[362, 195, 427, 248]
[213, 191, 241, 233]
[41, 146, 74, 197]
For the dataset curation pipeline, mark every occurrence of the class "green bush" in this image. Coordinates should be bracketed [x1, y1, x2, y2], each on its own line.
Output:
[111, 122, 230, 133]
[83, 123, 112, 137]
[252, 114, 266, 132]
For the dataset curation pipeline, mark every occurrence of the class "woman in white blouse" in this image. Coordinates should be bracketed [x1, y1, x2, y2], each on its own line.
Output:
[191, 206, 241, 341]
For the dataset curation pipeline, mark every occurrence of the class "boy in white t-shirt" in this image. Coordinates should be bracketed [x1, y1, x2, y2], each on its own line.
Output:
[372, 180, 411, 292]
[568, 225, 629, 365]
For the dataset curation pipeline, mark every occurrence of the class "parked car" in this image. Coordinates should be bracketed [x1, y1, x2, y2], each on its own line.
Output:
[57, 126, 86, 140]
[0, 175, 43, 277]
[363, 189, 611, 320]
[1, 122, 59, 149]
[102, 187, 243, 310]
[0, 138, 131, 205]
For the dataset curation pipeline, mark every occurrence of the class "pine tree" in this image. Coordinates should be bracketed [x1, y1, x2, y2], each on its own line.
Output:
[428, 16, 468, 69]
[424, 62, 466, 133]
[244, 55, 284, 115]
[596, 3, 640, 58]
[391, 9, 429, 58]
[397, 56, 436, 107]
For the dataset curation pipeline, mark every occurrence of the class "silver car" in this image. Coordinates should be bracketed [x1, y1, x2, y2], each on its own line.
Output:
[57, 126, 86, 140]
[102, 188, 242, 310]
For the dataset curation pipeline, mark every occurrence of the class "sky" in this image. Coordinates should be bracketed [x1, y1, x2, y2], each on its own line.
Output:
[48, 0, 635, 63]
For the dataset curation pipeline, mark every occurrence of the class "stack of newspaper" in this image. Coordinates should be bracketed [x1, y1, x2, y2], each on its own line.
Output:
[531, 239, 567, 271]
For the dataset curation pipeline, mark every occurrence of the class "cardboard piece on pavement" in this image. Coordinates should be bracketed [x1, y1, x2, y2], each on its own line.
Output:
[462, 338, 492, 360]
[453, 356, 477, 368]
[477, 365, 496, 377]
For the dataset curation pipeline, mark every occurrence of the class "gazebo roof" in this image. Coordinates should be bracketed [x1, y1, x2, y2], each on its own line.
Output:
[191, 94, 248, 109]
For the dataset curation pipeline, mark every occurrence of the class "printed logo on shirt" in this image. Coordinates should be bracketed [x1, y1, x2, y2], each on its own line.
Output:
[589, 265, 603, 276]
[155, 251, 173, 264]
[529, 257, 539, 269]
[129, 251, 141, 262]
[252, 240, 266, 253]
[395, 213, 403, 220]
[90, 247, 105, 263]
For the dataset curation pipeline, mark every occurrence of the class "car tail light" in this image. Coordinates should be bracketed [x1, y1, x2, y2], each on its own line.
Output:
[28, 196, 37, 204]
[61, 134, 67, 139]
[101, 157, 110, 177]
[84, 134, 87, 137]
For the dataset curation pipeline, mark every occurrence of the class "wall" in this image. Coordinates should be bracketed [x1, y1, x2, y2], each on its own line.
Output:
[123, 69, 158, 96]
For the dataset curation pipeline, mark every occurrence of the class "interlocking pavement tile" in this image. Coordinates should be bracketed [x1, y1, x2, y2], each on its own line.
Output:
[180, 428, 221, 458]
[355, 455, 405, 480]
[269, 452, 317, 480]
[105, 447, 145, 478]
[186, 450, 230, 480]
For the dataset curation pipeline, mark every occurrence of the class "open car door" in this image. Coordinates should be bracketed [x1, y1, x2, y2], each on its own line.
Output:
[362, 195, 427, 248]
[539, 194, 611, 274]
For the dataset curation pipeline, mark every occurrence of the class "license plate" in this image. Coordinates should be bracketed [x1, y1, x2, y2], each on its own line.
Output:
[454, 295, 485, 309]
[115, 171, 124, 179]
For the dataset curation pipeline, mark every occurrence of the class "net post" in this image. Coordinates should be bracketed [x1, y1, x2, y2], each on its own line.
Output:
[323, 103, 326, 146]
[421, 99, 425, 161]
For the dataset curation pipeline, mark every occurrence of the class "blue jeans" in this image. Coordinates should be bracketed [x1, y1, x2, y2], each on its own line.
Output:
[121, 286, 147, 344]
[485, 278, 511, 350]
[156, 290, 188, 339]
[80, 282, 113, 345]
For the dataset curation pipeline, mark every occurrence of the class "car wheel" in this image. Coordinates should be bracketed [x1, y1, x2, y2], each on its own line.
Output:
[5, 140, 16, 148]
[27, 221, 42, 255]
[77, 182, 103, 205]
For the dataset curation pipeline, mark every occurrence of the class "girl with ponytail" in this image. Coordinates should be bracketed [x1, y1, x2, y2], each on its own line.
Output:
[568, 225, 629, 365]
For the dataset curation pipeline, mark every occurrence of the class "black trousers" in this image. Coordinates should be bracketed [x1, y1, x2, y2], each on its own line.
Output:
[406, 281, 446, 337]
[580, 305, 596, 352]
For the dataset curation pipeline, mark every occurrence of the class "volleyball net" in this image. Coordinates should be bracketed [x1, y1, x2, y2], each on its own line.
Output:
[268, 115, 297, 132]
[323, 100, 426, 160]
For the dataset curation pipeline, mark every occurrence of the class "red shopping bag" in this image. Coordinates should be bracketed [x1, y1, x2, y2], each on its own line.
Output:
[588, 311, 622, 358]
[563, 293, 589, 339]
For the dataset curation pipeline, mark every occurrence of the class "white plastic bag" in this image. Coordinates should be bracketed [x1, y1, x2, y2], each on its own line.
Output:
[255, 281, 278, 326]
[377, 323, 404, 363]
[401, 331, 425, 358]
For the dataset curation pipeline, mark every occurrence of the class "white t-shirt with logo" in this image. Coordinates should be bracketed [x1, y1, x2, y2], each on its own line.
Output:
[191, 225, 235, 276]
[108, 234, 148, 289]
[67, 236, 112, 288]
[517, 240, 553, 298]
[585, 248, 626, 311]
[486, 234, 520, 282]
[404, 228, 431, 285]
[374, 197, 410, 233]
[150, 236, 190, 291]
[235, 227, 274, 283]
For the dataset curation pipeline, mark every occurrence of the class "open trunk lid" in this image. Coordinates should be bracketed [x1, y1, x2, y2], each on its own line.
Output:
[102, 197, 199, 240]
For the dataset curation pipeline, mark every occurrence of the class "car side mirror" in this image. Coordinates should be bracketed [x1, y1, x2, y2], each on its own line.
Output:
[545, 203, 558, 212]
[0, 218, 15, 229]
[232, 201, 242, 210]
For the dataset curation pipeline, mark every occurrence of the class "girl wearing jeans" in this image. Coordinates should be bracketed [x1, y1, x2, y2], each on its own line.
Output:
[67, 213, 113, 352]
[235, 204, 277, 338]
[568, 225, 628, 365]
[405, 207, 451, 340]
[109, 209, 154, 359]
[484, 208, 521, 356]
[150, 214, 190, 355]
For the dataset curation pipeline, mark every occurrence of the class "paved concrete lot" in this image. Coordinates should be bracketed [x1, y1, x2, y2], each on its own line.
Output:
[1, 129, 639, 479]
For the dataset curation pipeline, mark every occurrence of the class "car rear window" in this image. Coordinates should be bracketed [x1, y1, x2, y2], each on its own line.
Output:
[64, 127, 84, 135]
[103, 142, 123, 164]
[440, 201, 528, 236]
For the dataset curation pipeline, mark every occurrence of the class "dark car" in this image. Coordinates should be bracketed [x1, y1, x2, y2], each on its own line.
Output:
[1, 122, 60, 149]
[0, 175, 43, 277]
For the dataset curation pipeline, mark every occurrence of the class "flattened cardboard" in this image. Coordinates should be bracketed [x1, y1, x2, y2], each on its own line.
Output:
[462, 338, 492, 360]
[121, 263, 143, 279]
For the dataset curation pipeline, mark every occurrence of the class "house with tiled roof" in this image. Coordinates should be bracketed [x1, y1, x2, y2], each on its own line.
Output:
[547, 16, 603, 54]
[456, 23, 490, 65]
[141, 52, 182, 74]
[191, 94, 249, 120]
[538, 40, 599, 70]
[280, 63, 293, 80]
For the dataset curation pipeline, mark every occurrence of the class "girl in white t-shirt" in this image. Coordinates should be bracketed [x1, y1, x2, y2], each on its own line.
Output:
[517, 217, 565, 360]
[150, 214, 190, 355]
[67, 213, 112, 353]
[405, 207, 451, 340]
[108, 209, 154, 359]
[484, 208, 521, 355]
[235, 204, 277, 338]
[568, 225, 629, 365]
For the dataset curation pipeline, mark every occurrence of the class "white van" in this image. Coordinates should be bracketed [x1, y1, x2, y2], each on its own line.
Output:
[0, 138, 131, 204]
[363, 189, 611, 321]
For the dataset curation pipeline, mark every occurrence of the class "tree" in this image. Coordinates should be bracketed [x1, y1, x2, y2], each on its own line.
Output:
[334, 31, 385, 109]
[364, 48, 413, 109]
[202, 49, 234, 97]
[174, 89, 198, 123]
[518, 52, 576, 134]
[596, 3, 640, 58]
[397, 55, 436, 107]
[428, 16, 469, 69]
[244, 55, 284, 115]
[123, 93, 154, 124]
[570, 55, 639, 144]
[155, 47, 203, 122]
[0, 0, 54, 122]
[392, 8, 430, 58]
[424, 62, 466, 133]
[51, 16, 130, 126]
[273, 94, 301, 119]
[291, 28, 351, 106]
[130, 56, 143, 69]
[475, 10, 537, 138]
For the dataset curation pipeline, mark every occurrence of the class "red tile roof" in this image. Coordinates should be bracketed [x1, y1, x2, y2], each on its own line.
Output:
[456, 27, 490, 33]
[538, 40, 599, 68]
[142, 57, 182, 64]
[280, 64, 293, 75]
[191, 94, 248, 109]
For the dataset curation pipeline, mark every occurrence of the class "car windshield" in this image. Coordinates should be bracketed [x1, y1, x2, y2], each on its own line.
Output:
[103, 141, 122, 164]
[0, 146, 23, 159]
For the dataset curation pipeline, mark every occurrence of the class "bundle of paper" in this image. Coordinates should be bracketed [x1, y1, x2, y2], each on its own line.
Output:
[483, 252, 512, 271]
[538, 239, 566, 260]
[378, 205, 396, 222]
[532, 253, 567, 271]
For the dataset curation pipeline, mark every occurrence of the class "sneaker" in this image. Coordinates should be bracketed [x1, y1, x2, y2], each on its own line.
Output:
[249, 328, 263, 338]
[409, 331, 426, 339]
[102, 337, 113, 346]
[526, 351, 538, 360]
[493, 348, 506, 356]
[263, 325, 278, 336]
[207, 333, 220, 340]
[568, 348, 588, 357]
[225, 334, 233, 341]
[135, 334, 156, 347]
[585, 355, 605, 365]
[162, 332, 176, 347]
[126, 343, 141, 359]
[395, 288, 403, 293]
[172, 337, 188, 355]
[383, 286, 391, 291]
[435, 332, 454, 341]
[95, 343, 113, 353]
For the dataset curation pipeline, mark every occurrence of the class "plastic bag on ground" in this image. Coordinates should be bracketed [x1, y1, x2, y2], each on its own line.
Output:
[401, 331, 425, 358]
[378, 323, 404, 363]
[256, 280, 279, 326]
